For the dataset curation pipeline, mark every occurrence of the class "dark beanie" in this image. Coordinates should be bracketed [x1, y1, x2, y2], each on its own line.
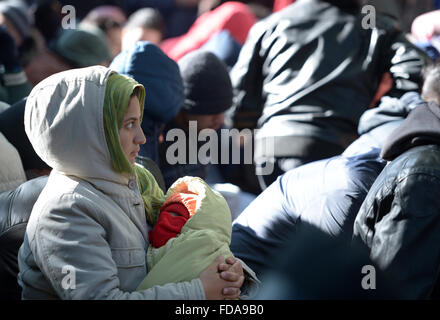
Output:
[178, 50, 233, 115]
[110, 41, 184, 123]
[0, 98, 50, 171]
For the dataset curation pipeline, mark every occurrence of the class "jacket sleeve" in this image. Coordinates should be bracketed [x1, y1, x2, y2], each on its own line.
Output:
[229, 21, 266, 130]
[235, 257, 260, 300]
[378, 17, 428, 98]
[32, 193, 205, 300]
[0, 71, 32, 105]
[355, 171, 440, 299]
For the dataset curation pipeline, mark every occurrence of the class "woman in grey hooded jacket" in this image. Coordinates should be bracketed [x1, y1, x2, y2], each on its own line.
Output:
[17, 66, 245, 299]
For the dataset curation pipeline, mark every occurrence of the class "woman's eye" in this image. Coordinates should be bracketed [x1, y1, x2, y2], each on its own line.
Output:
[126, 122, 134, 129]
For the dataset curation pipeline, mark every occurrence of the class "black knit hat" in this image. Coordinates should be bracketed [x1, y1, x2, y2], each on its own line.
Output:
[0, 98, 50, 171]
[178, 50, 233, 115]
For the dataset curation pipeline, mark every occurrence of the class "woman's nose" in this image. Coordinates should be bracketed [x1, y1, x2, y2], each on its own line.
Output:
[135, 126, 146, 145]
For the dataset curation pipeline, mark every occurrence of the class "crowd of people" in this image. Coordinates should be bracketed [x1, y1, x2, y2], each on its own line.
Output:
[1, 0, 440, 300]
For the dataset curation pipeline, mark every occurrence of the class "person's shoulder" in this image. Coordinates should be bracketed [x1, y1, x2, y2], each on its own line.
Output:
[42, 172, 81, 196]
[396, 144, 440, 172]
[373, 145, 440, 195]
[374, 13, 400, 33]
[37, 173, 105, 212]
[28, 176, 121, 237]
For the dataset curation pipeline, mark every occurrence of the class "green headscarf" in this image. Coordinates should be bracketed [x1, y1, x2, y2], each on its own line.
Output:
[103, 72, 164, 225]
[103, 72, 144, 174]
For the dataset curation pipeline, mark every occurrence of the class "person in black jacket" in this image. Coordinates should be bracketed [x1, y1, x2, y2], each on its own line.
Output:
[353, 63, 440, 299]
[229, 0, 428, 190]
[230, 90, 424, 278]
[0, 176, 48, 300]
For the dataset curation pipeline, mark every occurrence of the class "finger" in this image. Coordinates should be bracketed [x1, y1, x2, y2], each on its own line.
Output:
[220, 271, 241, 282]
[218, 263, 230, 272]
[237, 275, 245, 288]
[228, 261, 243, 274]
[225, 257, 237, 265]
[222, 287, 240, 298]
[228, 275, 245, 289]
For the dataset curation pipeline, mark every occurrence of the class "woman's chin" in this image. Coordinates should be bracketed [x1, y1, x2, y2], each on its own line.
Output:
[127, 155, 135, 165]
[129, 152, 138, 164]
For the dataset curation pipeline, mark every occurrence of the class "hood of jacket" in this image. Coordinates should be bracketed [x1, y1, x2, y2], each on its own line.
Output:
[358, 92, 424, 136]
[110, 41, 184, 124]
[344, 92, 425, 156]
[381, 101, 440, 160]
[24, 66, 133, 185]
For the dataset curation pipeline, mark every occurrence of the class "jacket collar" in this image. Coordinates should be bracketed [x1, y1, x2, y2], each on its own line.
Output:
[381, 102, 440, 160]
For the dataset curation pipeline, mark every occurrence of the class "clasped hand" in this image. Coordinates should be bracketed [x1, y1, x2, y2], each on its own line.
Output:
[200, 256, 245, 300]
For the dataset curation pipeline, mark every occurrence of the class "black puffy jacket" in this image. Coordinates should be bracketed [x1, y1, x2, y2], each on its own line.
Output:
[230, 0, 427, 157]
[353, 102, 440, 299]
[0, 176, 48, 300]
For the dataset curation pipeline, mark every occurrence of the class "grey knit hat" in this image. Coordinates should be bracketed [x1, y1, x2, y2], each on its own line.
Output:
[0, 0, 32, 40]
[51, 26, 111, 68]
[178, 50, 233, 115]
[125, 7, 165, 34]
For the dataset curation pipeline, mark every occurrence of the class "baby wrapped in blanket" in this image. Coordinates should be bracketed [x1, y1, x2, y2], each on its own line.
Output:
[136, 175, 238, 290]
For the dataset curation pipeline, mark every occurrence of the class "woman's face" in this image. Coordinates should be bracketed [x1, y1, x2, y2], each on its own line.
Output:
[119, 95, 146, 165]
